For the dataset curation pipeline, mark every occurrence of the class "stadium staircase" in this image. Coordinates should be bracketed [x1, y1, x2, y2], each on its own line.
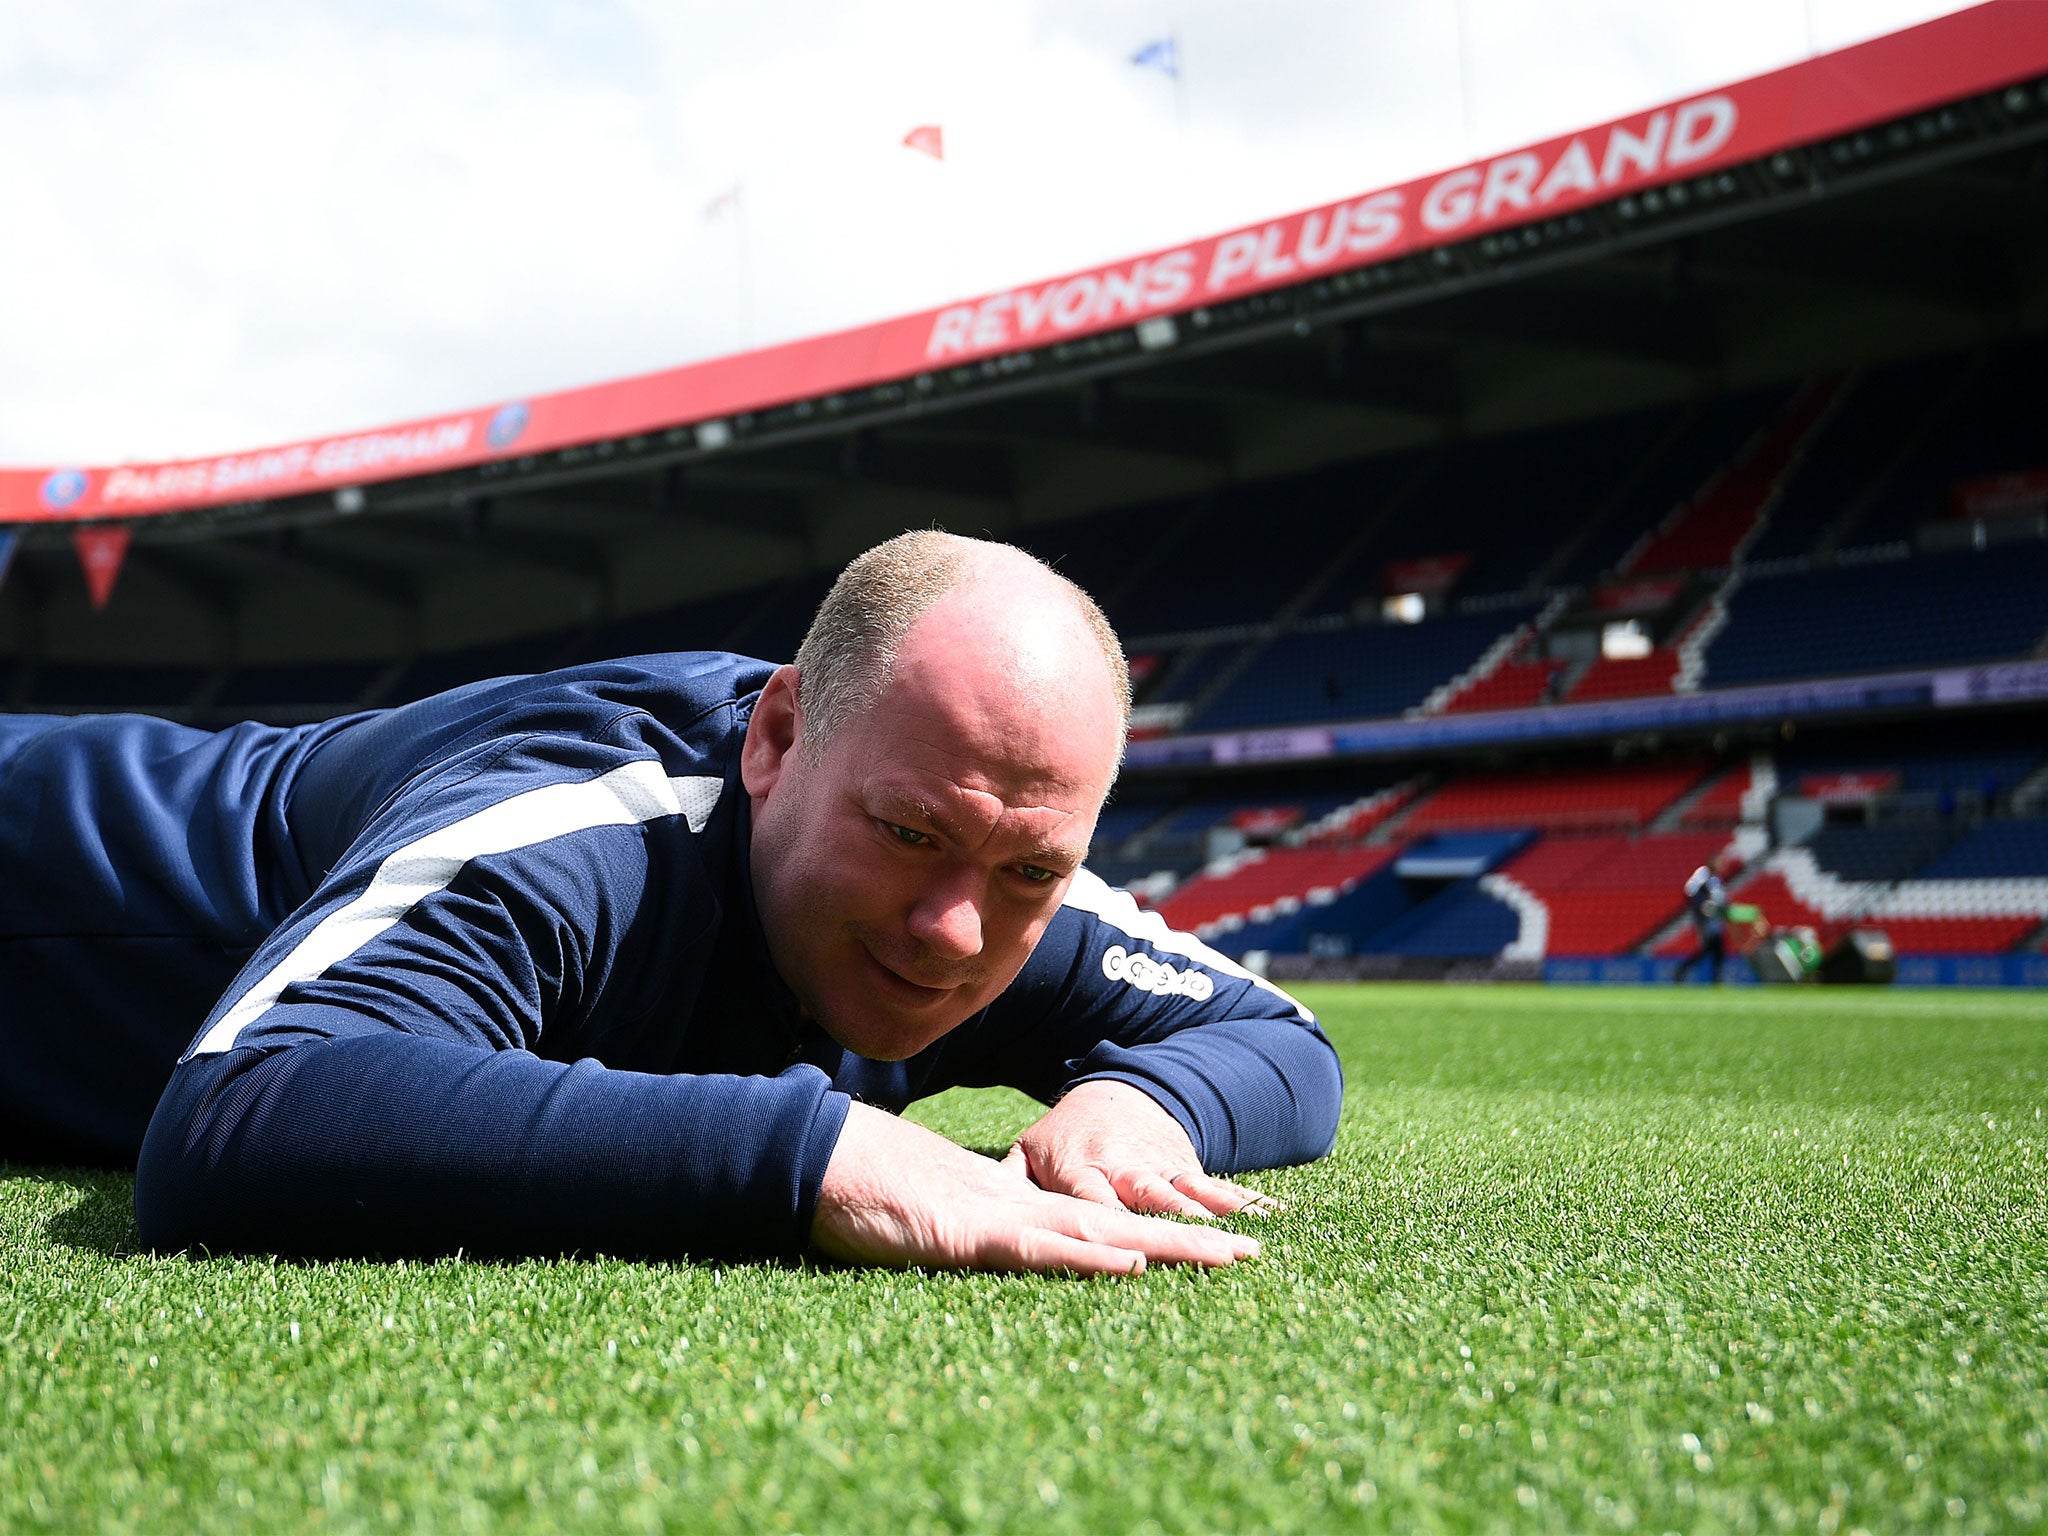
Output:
[1564, 380, 1848, 704]
[1620, 378, 1848, 577]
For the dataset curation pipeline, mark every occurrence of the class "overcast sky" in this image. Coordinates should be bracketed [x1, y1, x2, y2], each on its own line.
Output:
[0, 0, 1977, 464]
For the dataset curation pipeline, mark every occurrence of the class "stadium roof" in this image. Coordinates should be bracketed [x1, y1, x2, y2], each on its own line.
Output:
[3, 0, 2047, 667]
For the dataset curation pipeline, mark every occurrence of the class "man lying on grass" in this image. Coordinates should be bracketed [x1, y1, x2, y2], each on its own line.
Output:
[0, 532, 1340, 1274]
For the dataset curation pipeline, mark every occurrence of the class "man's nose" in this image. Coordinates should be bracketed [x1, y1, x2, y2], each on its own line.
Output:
[906, 871, 985, 962]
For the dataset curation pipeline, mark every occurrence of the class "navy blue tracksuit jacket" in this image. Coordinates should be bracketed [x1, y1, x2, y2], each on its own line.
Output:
[0, 654, 1341, 1260]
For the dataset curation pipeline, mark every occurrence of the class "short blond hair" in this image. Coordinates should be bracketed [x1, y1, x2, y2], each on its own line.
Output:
[792, 531, 1131, 758]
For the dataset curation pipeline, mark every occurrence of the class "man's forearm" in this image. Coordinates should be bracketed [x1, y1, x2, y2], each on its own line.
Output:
[1067, 1016, 1344, 1171]
[136, 1028, 850, 1260]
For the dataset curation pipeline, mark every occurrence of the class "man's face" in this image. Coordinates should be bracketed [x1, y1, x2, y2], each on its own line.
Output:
[742, 618, 1120, 1062]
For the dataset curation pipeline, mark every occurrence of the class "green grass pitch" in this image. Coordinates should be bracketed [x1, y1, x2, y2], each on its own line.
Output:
[4, 985, 2044, 1533]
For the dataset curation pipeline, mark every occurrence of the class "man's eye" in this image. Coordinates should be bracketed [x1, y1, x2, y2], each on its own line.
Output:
[1015, 864, 1058, 885]
[884, 822, 930, 847]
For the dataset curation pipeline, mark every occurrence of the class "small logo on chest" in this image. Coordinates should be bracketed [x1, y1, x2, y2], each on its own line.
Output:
[1101, 944, 1214, 1001]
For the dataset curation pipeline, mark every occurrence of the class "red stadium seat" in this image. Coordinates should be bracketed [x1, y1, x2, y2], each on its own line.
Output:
[1501, 831, 1727, 956]
[1155, 844, 1400, 934]
[1401, 763, 1709, 837]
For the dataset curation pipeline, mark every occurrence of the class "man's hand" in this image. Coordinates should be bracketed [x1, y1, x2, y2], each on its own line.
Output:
[1002, 1079, 1279, 1220]
[811, 1101, 1259, 1275]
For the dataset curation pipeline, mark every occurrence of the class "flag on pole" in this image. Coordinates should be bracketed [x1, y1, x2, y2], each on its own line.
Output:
[702, 183, 742, 221]
[0, 530, 17, 599]
[902, 124, 944, 161]
[1130, 36, 1179, 78]
[72, 525, 130, 611]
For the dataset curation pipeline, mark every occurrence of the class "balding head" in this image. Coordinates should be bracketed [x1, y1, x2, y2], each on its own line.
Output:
[742, 531, 1131, 1061]
[793, 531, 1131, 770]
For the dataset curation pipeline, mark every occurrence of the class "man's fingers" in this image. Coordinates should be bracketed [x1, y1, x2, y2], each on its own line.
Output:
[998, 1145, 1035, 1184]
[1170, 1170, 1285, 1218]
[1057, 1162, 1128, 1210]
[1057, 1198, 1259, 1268]
[1005, 1227, 1147, 1277]
[1114, 1169, 1216, 1220]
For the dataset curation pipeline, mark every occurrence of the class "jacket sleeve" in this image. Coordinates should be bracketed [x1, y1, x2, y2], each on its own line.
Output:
[925, 870, 1342, 1172]
[134, 732, 849, 1261]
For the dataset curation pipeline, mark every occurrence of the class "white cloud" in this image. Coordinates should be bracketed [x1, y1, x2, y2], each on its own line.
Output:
[0, 0, 1981, 463]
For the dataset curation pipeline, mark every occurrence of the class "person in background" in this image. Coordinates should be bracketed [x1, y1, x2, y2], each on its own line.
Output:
[1674, 851, 1741, 984]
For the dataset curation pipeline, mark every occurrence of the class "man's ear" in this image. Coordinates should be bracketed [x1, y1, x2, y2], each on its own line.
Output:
[741, 665, 803, 799]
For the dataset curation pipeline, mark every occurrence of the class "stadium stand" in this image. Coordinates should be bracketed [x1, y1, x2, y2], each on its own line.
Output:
[1744, 353, 1969, 563]
[1138, 643, 1236, 711]
[1552, 392, 1793, 586]
[20, 340, 2048, 747]
[1090, 459, 1421, 636]
[1701, 543, 2048, 687]
[1155, 844, 1400, 937]
[1355, 882, 1522, 958]
[1847, 335, 2048, 549]
[1333, 416, 1671, 603]
[1674, 758, 1773, 830]
[1621, 378, 1844, 577]
[1918, 818, 2048, 880]
[7, 34, 2048, 1000]
[1655, 818, 2048, 960]
[1089, 802, 1170, 853]
[1563, 649, 1683, 703]
[1187, 607, 1532, 731]
[1396, 761, 1708, 836]
[1797, 821, 1956, 883]
[1493, 831, 1728, 957]
[1775, 746, 2042, 811]
[1438, 655, 1565, 715]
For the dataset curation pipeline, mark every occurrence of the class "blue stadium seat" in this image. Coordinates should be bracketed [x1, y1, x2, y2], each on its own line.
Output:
[1916, 818, 2048, 879]
[1189, 608, 1529, 731]
[1745, 354, 1965, 563]
[1088, 802, 1171, 856]
[1555, 389, 1791, 585]
[1849, 336, 2048, 549]
[1703, 544, 2048, 687]
[1802, 821, 1955, 882]
[1778, 745, 2041, 805]
[1357, 881, 1520, 957]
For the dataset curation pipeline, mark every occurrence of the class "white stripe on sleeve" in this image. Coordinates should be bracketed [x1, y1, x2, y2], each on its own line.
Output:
[1061, 868, 1316, 1023]
[189, 762, 722, 1057]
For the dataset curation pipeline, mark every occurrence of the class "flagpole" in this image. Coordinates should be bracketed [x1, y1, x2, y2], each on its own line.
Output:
[735, 187, 753, 349]
[1171, 24, 1187, 134]
[1453, 0, 1475, 156]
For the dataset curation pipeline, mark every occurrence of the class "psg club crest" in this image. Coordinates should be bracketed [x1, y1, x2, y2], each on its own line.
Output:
[487, 401, 531, 449]
[39, 469, 89, 511]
